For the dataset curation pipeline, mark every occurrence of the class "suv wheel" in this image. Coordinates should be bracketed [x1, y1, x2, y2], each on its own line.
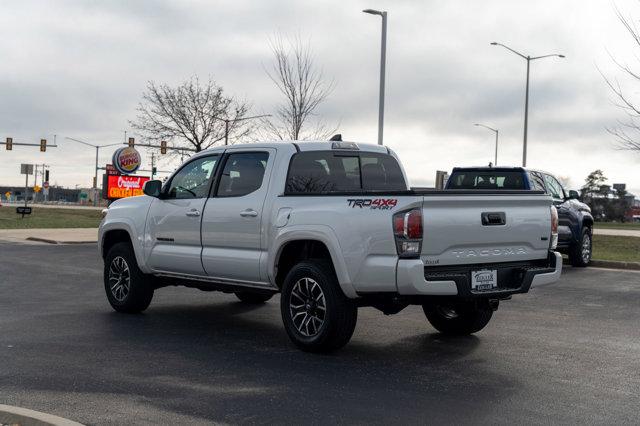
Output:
[280, 261, 357, 353]
[423, 300, 493, 335]
[104, 242, 154, 313]
[569, 227, 592, 267]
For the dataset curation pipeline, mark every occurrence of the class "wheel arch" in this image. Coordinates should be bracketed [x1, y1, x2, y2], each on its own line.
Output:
[270, 227, 356, 298]
[100, 221, 150, 274]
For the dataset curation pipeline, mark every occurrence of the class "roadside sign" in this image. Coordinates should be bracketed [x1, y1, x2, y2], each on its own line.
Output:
[112, 147, 142, 175]
[16, 206, 32, 215]
[103, 174, 150, 199]
[5, 191, 10, 199]
[33, 185, 41, 193]
[20, 164, 34, 175]
[105, 164, 119, 175]
[43, 181, 49, 189]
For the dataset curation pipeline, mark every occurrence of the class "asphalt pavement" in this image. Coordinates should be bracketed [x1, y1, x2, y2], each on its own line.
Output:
[1, 242, 639, 425]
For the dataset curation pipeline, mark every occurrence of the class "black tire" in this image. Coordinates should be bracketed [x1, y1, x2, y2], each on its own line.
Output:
[234, 291, 274, 304]
[569, 227, 592, 267]
[280, 261, 357, 353]
[422, 300, 493, 335]
[104, 242, 154, 313]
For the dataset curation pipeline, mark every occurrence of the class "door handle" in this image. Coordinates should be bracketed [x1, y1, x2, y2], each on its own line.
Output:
[240, 209, 258, 217]
[186, 209, 201, 217]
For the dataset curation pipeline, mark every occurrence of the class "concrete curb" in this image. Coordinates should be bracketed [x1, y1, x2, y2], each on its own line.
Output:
[591, 259, 640, 271]
[25, 237, 95, 245]
[0, 404, 84, 426]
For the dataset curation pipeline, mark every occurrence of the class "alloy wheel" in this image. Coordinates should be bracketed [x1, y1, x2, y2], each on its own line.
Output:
[581, 234, 591, 264]
[108, 256, 131, 302]
[289, 277, 326, 337]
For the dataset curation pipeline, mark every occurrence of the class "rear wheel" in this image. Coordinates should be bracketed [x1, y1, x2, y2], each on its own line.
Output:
[569, 227, 592, 267]
[423, 300, 493, 335]
[280, 261, 357, 353]
[104, 242, 154, 313]
[234, 291, 273, 304]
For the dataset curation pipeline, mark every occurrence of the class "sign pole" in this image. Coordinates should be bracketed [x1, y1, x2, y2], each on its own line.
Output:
[23, 171, 28, 218]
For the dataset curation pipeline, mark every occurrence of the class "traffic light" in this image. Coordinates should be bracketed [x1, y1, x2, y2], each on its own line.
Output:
[160, 140, 167, 155]
[40, 139, 47, 152]
[6, 137, 12, 150]
[45, 170, 49, 182]
[152, 166, 157, 175]
[128, 137, 135, 147]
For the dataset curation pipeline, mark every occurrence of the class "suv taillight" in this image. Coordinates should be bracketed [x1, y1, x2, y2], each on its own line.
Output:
[550, 206, 558, 250]
[393, 208, 423, 258]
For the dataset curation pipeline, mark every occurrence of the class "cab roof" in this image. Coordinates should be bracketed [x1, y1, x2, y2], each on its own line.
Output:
[199, 140, 391, 155]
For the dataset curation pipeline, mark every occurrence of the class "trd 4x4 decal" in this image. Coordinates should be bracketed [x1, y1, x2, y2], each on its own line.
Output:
[347, 199, 398, 210]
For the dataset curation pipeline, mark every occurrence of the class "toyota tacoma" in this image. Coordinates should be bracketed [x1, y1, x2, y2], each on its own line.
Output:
[99, 141, 562, 352]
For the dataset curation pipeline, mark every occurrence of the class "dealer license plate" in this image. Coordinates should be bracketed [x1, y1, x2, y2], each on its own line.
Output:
[471, 269, 498, 291]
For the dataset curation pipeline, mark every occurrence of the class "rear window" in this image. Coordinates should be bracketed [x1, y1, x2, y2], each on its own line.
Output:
[285, 151, 407, 194]
[447, 170, 526, 190]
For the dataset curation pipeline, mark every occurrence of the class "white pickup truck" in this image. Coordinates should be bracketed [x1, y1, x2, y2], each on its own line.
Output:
[99, 140, 562, 352]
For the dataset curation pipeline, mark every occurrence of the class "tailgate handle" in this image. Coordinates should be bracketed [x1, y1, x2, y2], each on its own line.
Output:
[482, 212, 506, 226]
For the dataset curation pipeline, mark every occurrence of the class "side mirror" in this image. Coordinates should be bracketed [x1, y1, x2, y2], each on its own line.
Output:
[143, 180, 162, 198]
[568, 190, 579, 200]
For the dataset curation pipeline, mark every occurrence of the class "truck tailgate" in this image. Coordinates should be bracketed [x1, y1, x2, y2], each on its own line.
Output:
[420, 194, 552, 266]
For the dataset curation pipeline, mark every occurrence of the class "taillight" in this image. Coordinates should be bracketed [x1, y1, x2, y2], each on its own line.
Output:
[393, 208, 423, 258]
[550, 206, 558, 250]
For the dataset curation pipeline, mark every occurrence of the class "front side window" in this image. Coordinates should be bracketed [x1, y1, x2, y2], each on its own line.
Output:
[285, 151, 406, 194]
[544, 174, 565, 200]
[165, 155, 218, 199]
[216, 152, 269, 197]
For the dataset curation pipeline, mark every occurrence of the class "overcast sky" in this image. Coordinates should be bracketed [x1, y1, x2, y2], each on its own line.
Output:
[1, 0, 640, 195]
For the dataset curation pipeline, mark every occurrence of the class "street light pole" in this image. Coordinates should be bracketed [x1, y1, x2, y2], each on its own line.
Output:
[363, 8, 387, 146]
[490, 42, 564, 167]
[66, 137, 121, 206]
[474, 123, 499, 166]
[212, 114, 272, 145]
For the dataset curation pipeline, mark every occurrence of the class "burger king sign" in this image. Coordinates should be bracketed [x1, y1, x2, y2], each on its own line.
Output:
[112, 147, 142, 175]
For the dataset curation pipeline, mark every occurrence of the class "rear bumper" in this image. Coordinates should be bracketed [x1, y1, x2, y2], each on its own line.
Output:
[396, 251, 562, 297]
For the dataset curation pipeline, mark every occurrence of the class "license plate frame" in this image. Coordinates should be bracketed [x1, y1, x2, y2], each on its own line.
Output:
[471, 269, 498, 291]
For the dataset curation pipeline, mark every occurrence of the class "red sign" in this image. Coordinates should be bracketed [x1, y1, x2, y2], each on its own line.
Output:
[105, 164, 119, 175]
[106, 175, 150, 199]
[43, 181, 49, 189]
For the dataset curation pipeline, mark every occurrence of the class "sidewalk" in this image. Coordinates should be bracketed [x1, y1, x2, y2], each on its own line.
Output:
[0, 228, 98, 244]
[593, 228, 640, 238]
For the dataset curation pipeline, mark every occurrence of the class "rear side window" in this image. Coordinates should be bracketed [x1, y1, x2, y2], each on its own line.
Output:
[447, 171, 526, 190]
[216, 152, 269, 197]
[285, 151, 406, 194]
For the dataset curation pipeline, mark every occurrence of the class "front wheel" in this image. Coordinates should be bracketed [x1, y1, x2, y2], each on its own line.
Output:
[423, 300, 493, 335]
[280, 261, 357, 353]
[569, 227, 592, 267]
[104, 242, 154, 313]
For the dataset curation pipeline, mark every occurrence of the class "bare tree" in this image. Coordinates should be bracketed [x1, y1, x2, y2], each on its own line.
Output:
[602, 4, 640, 151]
[131, 76, 252, 152]
[261, 35, 336, 141]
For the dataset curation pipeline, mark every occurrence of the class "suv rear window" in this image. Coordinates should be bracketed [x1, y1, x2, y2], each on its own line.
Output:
[285, 151, 406, 194]
[447, 170, 526, 190]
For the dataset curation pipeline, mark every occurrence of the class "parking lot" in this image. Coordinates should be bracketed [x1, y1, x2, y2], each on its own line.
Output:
[1, 242, 639, 425]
